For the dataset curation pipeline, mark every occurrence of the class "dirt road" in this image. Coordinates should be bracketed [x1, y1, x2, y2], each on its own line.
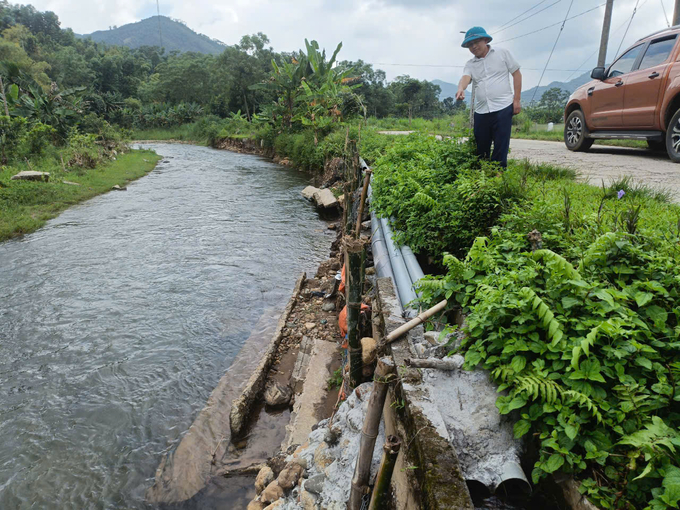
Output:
[510, 139, 680, 199]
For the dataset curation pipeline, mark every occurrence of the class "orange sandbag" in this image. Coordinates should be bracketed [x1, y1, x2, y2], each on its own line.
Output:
[338, 302, 370, 339]
[338, 264, 346, 294]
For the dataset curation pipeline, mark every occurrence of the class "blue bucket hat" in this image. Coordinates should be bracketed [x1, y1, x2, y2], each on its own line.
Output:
[462, 26, 492, 48]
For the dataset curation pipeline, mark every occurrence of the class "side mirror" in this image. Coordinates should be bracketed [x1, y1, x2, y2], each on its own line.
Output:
[591, 67, 606, 80]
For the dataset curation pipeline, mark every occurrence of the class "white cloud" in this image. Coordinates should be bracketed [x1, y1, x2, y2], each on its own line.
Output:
[25, 0, 677, 89]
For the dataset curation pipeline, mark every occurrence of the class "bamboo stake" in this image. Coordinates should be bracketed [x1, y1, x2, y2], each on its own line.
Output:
[354, 169, 371, 238]
[384, 299, 447, 345]
[368, 435, 402, 510]
[405, 357, 463, 370]
[345, 236, 365, 388]
[349, 357, 396, 510]
[0, 76, 9, 117]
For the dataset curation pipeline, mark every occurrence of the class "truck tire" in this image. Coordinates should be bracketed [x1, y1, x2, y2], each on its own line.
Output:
[666, 108, 680, 162]
[564, 109, 593, 152]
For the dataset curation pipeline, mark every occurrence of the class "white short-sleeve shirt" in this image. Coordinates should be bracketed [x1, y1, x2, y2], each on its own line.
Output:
[463, 46, 520, 114]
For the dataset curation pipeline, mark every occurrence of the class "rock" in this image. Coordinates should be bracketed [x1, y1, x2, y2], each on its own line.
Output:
[365, 267, 376, 276]
[247, 500, 267, 510]
[260, 481, 284, 504]
[327, 223, 337, 230]
[361, 220, 371, 230]
[304, 473, 326, 495]
[302, 186, 319, 200]
[264, 383, 293, 408]
[11, 171, 49, 182]
[312, 188, 338, 209]
[313, 442, 334, 470]
[321, 301, 336, 312]
[111, 184, 127, 191]
[277, 462, 304, 491]
[291, 455, 308, 469]
[263, 501, 284, 510]
[255, 466, 275, 494]
[361, 337, 377, 365]
[280, 158, 290, 166]
[300, 489, 318, 510]
[305, 322, 316, 331]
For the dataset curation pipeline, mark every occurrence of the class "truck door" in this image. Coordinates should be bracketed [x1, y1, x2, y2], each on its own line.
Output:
[589, 44, 644, 129]
[623, 35, 677, 128]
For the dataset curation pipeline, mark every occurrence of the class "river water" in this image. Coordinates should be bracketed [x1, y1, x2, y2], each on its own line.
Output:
[0, 144, 333, 509]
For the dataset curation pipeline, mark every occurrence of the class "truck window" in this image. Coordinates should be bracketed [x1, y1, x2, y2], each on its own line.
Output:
[638, 36, 678, 70]
[608, 45, 644, 77]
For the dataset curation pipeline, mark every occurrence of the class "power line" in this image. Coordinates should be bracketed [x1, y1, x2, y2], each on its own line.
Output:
[660, 0, 670, 27]
[531, 0, 575, 103]
[492, 0, 552, 32]
[370, 62, 581, 72]
[614, 0, 642, 58]
[495, 3, 606, 44]
[492, 0, 562, 35]
[564, 0, 649, 81]
[156, 0, 163, 50]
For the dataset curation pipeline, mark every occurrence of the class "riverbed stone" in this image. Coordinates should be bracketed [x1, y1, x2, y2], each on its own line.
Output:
[304, 473, 326, 495]
[302, 186, 319, 200]
[300, 488, 319, 510]
[255, 466, 275, 494]
[313, 442, 334, 471]
[260, 480, 284, 504]
[264, 383, 293, 408]
[247, 499, 267, 510]
[11, 171, 49, 182]
[312, 189, 338, 209]
[305, 322, 316, 330]
[277, 462, 304, 491]
[361, 337, 377, 365]
[321, 301, 336, 312]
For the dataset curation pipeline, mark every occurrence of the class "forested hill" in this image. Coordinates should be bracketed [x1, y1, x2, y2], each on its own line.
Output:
[81, 16, 226, 54]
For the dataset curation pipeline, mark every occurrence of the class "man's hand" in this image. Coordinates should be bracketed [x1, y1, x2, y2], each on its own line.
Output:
[455, 89, 466, 101]
[513, 98, 521, 115]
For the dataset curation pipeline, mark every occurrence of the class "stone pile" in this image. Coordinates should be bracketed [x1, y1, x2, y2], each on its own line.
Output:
[246, 382, 384, 510]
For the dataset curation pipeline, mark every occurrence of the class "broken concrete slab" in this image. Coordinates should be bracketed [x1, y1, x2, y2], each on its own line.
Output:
[301, 186, 319, 201]
[11, 171, 49, 182]
[312, 188, 338, 209]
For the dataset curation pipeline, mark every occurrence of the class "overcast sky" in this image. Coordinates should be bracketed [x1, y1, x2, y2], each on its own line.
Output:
[27, 0, 673, 91]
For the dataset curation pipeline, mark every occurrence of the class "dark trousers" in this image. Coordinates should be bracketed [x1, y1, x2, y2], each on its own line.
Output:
[473, 103, 513, 168]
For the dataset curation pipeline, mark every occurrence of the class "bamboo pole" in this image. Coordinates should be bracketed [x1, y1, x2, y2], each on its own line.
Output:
[345, 236, 365, 388]
[349, 357, 396, 510]
[405, 357, 463, 370]
[0, 76, 9, 117]
[354, 169, 372, 238]
[384, 299, 447, 345]
[368, 435, 402, 510]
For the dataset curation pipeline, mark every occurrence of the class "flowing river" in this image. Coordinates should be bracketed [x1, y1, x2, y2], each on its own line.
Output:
[0, 144, 333, 509]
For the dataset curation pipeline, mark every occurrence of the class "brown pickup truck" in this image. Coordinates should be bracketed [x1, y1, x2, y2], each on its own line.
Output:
[564, 26, 680, 161]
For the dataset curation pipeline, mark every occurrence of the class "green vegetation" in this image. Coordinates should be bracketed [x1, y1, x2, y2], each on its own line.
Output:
[0, 150, 160, 241]
[83, 16, 226, 55]
[370, 135, 680, 509]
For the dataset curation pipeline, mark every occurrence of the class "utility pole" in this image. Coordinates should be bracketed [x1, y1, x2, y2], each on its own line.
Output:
[674, 0, 680, 26]
[597, 0, 615, 68]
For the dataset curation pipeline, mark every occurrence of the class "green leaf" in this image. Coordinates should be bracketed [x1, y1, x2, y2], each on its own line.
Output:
[661, 466, 680, 507]
[636, 357, 653, 370]
[593, 288, 615, 307]
[511, 355, 527, 373]
[645, 305, 668, 329]
[564, 424, 578, 440]
[542, 454, 565, 473]
[561, 297, 580, 309]
[514, 419, 531, 438]
[634, 292, 654, 308]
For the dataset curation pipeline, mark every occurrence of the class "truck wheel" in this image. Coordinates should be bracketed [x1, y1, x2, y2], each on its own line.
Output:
[564, 110, 593, 152]
[666, 108, 680, 162]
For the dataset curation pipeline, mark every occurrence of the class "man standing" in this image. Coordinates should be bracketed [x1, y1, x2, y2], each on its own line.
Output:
[455, 27, 522, 168]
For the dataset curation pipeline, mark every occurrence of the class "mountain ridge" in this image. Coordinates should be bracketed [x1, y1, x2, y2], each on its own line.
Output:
[81, 16, 226, 55]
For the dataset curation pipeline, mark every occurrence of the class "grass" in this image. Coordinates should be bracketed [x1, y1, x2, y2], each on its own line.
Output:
[0, 149, 161, 242]
[511, 126, 647, 149]
[130, 125, 201, 142]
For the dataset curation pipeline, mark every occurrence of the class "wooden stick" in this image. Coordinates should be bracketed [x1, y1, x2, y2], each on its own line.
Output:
[345, 236, 365, 388]
[354, 169, 372, 238]
[349, 357, 396, 510]
[368, 435, 402, 510]
[405, 357, 463, 370]
[0, 76, 8, 117]
[384, 300, 447, 345]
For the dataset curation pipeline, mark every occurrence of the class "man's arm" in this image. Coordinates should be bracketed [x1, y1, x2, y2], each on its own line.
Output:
[512, 70, 522, 115]
[456, 75, 471, 100]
